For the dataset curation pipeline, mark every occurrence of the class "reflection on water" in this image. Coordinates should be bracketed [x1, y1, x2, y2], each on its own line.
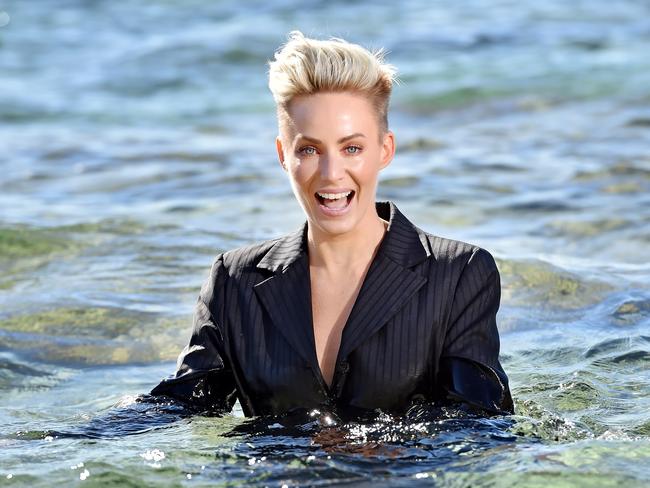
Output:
[1, 0, 650, 485]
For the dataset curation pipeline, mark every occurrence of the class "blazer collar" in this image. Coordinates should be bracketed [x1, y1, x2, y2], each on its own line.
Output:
[256, 200, 430, 274]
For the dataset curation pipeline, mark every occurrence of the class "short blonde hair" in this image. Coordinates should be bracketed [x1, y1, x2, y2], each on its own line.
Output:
[268, 30, 399, 139]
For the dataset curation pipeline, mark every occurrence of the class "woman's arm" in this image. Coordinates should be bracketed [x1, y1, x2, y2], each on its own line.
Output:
[439, 247, 514, 415]
[151, 253, 238, 413]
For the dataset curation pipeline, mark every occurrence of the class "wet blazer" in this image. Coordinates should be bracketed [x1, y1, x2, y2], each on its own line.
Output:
[151, 201, 514, 417]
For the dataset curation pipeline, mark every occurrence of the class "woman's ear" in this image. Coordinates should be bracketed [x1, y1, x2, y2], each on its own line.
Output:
[379, 130, 395, 170]
[275, 136, 287, 172]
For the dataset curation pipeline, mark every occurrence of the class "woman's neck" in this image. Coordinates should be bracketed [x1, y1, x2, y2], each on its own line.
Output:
[307, 211, 388, 274]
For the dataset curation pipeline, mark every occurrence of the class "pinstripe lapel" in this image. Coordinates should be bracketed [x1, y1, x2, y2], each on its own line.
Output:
[337, 201, 429, 360]
[253, 201, 429, 372]
[253, 222, 317, 369]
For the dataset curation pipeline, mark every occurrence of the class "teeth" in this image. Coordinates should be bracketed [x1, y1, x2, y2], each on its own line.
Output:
[317, 190, 352, 200]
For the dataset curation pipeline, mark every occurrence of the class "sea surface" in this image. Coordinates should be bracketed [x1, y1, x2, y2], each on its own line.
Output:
[1, 0, 649, 486]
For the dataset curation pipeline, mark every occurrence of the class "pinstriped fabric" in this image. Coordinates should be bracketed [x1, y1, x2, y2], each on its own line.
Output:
[442, 247, 501, 369]
[151, 200, 512, 416]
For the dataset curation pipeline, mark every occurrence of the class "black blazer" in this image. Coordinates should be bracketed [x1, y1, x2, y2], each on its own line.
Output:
[151, 201, 513, 417]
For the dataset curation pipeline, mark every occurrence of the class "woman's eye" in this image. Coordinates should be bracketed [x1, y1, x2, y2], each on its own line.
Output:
[346, 145, 362, 154]
[299, 146, 316, 156]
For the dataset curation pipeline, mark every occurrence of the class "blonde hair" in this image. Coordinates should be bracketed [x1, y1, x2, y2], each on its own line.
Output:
[268, 30, 399, 139]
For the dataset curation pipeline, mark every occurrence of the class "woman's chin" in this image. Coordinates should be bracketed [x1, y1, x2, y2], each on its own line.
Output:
[316, 220, 355, 236]
[307, 210, 355, 235]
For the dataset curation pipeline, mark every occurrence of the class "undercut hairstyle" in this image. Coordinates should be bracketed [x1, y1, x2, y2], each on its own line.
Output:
[267, 30, 399, 142]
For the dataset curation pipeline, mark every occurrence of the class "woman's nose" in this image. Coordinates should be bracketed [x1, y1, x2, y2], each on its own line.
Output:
[319, 153, 345, 181]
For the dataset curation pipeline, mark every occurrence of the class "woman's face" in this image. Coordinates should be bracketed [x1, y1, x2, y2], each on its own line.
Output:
[275, 91, 395, 239]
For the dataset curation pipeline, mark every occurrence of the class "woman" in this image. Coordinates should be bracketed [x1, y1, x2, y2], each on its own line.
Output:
[151, 31, 514, 418]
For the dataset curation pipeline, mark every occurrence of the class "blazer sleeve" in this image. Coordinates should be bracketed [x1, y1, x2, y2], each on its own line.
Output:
[439, 247, 514, 415]
[150, 253, 238, 413]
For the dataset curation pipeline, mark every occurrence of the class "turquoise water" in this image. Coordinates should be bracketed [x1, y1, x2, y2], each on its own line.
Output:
[1, 0, 649, 485]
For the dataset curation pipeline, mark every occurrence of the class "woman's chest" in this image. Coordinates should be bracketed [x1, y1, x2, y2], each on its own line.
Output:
[226, 282, 445, 414]
[310, 267, 366, 388]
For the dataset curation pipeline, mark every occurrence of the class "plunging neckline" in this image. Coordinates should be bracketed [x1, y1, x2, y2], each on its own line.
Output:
[305, 219, 390, 393]
[308, 265, 362, 390]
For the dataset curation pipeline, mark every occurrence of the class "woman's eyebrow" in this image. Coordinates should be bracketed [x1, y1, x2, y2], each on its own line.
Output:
[338, 133, 366, 143]
[298, 133, 366, 144]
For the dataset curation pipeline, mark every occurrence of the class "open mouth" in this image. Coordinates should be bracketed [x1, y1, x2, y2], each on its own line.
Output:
[315, 190, 355, 210]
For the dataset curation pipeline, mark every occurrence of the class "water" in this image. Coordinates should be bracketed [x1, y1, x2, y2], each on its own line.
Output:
[1, 0, 649, 485]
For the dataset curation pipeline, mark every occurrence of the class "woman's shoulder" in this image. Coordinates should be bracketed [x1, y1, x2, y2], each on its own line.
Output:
[210, 237, 280, 272]
[387, 201, 497, 274]
[414, 225, 498, 275]
[208, 227, 303, 279]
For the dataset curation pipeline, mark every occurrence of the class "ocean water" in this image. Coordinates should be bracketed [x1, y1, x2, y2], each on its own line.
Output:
[1, 0, 649, 486]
